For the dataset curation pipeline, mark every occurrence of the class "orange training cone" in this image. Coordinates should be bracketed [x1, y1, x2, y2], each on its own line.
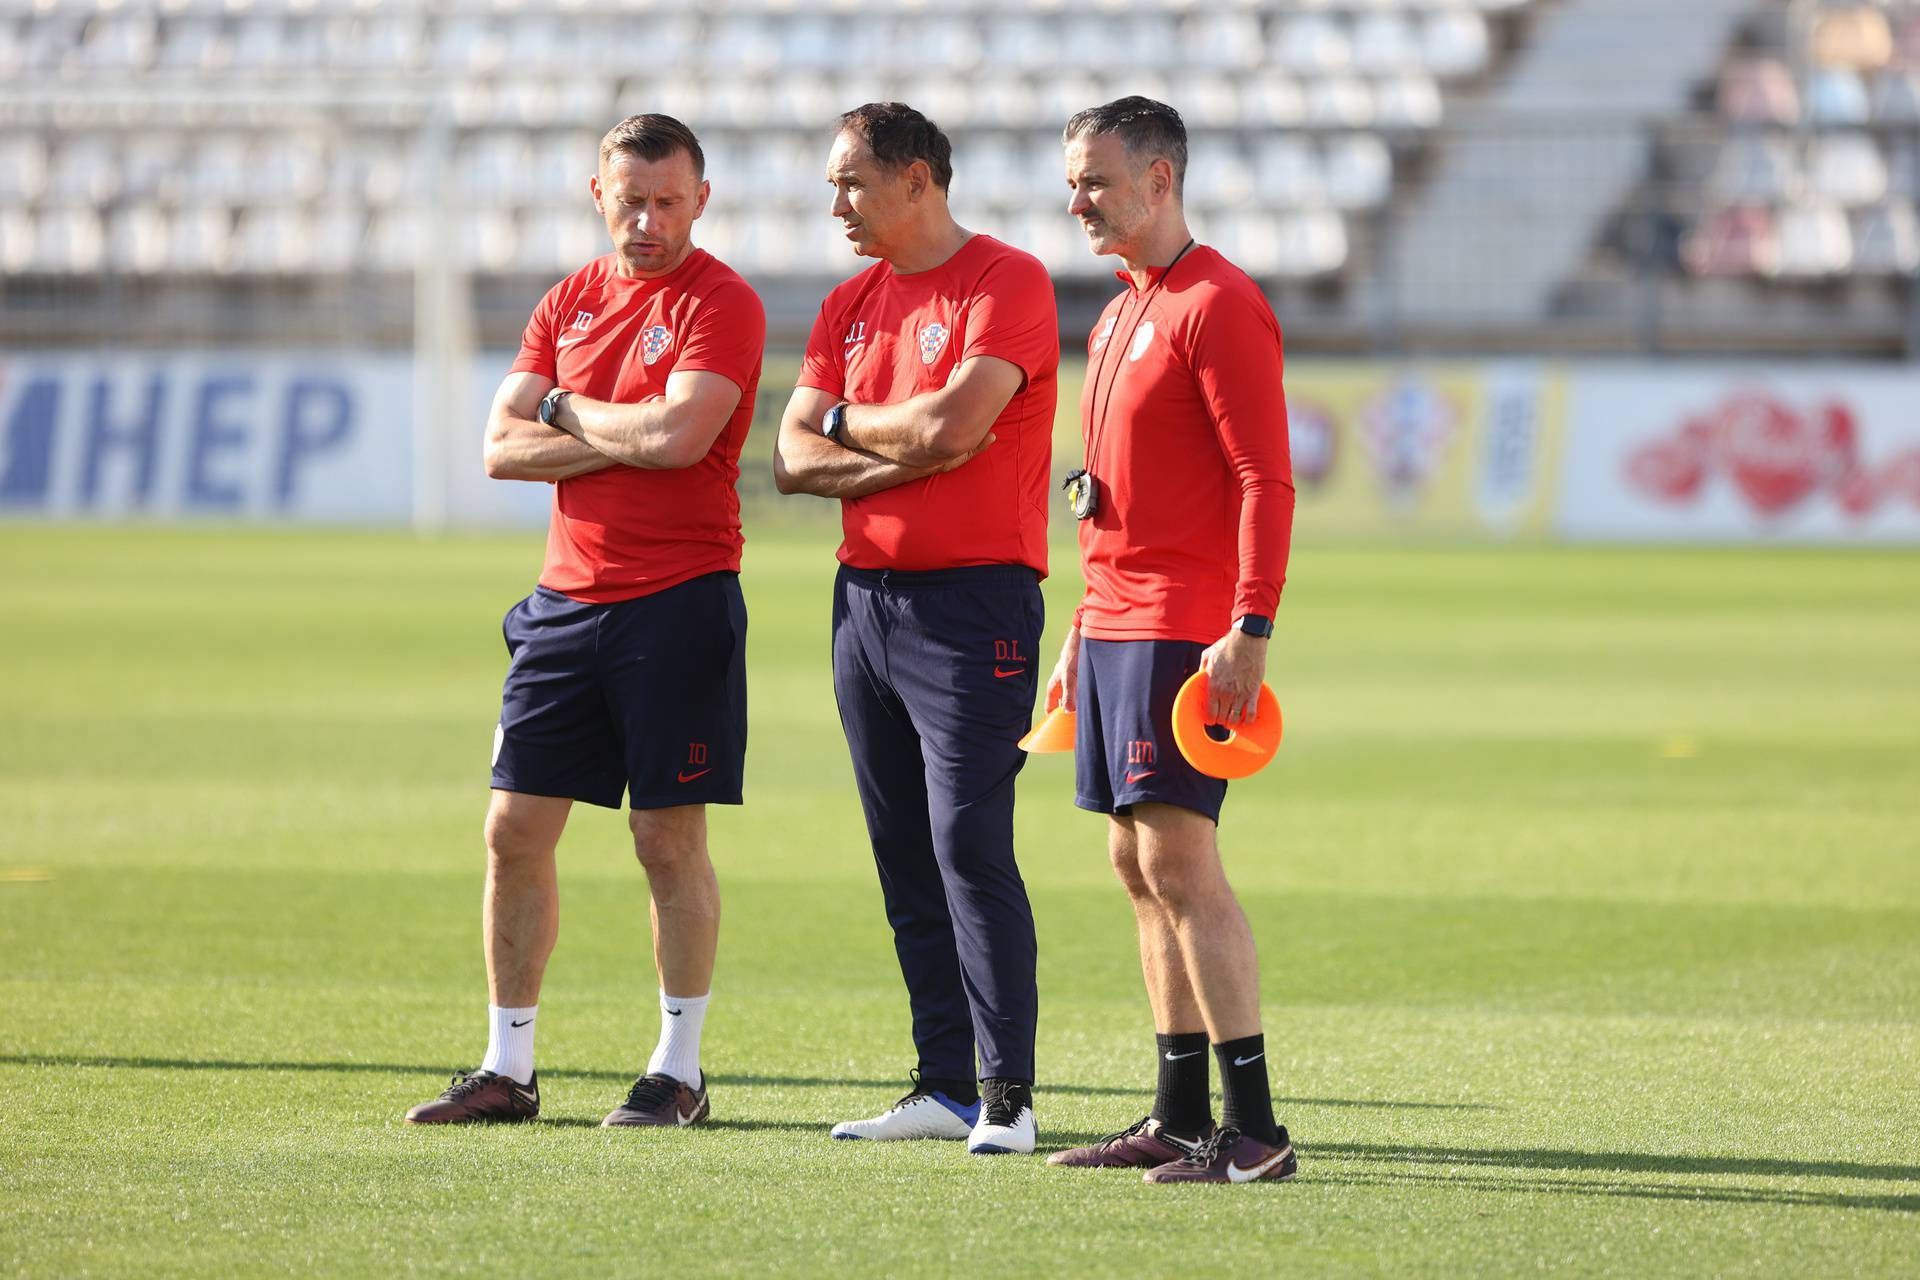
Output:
[1018, 699, 1077, 754]
[1171, 671, 1283, 780]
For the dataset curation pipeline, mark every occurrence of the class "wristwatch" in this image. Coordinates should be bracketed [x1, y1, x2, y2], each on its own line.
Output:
[822, 402, 848, 443]
[1235, 613, 1274, 638]
[538, 387, 570, 429]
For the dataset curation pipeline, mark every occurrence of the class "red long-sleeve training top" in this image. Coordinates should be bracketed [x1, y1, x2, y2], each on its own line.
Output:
[1073, 244, 1296, 644]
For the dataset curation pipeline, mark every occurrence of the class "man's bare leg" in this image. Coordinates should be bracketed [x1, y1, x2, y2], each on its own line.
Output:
[483, 790, 571, 1006]
[1127, 802, 1282, 1150]
[403, 789, 567, 1121]
[628, 805, 720, 1092]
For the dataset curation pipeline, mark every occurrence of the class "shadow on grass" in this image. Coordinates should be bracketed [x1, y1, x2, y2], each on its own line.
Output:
[1314, 1141, 1920, 1187]
[1312, 1166, 1920, 1214]
[0, 1054, 1485, 1113]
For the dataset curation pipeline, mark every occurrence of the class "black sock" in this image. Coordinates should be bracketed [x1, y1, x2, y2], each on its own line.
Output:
[920, 1073, 979, 1107]
[1214, 1034, 1280, 1145]
[1151, 1032, 1211, 1136]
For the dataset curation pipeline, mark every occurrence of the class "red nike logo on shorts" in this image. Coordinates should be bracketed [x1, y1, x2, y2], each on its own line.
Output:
[993, 666, 1025, 678]
[677, 768, 713, 783]
[1125, 770, 1156, 784]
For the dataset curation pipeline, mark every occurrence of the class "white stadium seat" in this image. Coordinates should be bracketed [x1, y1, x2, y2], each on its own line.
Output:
[0, 135, 49, 205]
[1851, 199, 1920, 276]
[1709, 135, 1799, 206]
[1810, 133, 1890, 208]
[1322, 133, 1394, 210]
[1352, 13, 1420, 76]
[1274, 15, 1353, 77]
[1774, 198, 1854, 278]
[1422, 10, 1491, 79]
[1253, 137, 1327, 209]
[166, 205, 234, 276]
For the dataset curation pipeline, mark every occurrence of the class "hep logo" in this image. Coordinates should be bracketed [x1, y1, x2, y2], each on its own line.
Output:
[1625, 392, 1920, 520]
[641, 325, 673, 365]
[677, 742, 711, 784]
[992, 640, 1025, 679]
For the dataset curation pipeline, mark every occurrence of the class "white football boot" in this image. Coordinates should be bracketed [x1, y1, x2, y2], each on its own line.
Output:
[968, 1079, 1036, 1155]
[831, 1074, 978, 1141]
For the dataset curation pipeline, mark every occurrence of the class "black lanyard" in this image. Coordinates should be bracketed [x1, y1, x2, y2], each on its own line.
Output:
[1083, 239, 1195, 477]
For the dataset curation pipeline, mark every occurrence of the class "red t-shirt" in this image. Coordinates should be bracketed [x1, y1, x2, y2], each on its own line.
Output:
[510, 249, 765, 603]
[1073, 245, 1296, 644]
[797, 234, 1057, 576]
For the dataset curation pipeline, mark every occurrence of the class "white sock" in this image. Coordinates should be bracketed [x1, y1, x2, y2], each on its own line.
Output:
[645, 990, 708, 1086]
[479, 1004, 537, 1085]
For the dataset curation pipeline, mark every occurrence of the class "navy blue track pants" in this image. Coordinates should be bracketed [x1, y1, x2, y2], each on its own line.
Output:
[831, 564, 1042, 1084]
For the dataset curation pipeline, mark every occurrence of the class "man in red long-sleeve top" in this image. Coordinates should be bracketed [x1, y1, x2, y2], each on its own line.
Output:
[1043, 98, 1300, 1186]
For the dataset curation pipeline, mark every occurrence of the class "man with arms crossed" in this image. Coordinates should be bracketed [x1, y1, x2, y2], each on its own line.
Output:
[773, 103, 1058, 1156]
[1044, 98, 1299, 1184]
[406, 114, 765, 1129]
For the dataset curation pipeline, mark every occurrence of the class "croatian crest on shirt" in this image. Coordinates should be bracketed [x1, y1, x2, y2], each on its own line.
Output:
[641, 325, 674, 365]
[918, 322, 949, 365]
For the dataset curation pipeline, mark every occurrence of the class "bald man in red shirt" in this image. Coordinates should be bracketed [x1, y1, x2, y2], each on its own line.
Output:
[1044, 98, 1299, 1186]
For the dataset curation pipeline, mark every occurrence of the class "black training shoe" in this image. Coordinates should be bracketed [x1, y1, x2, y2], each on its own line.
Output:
[405, 1070, 540, 1124]
[601, 1072, 710, 1128]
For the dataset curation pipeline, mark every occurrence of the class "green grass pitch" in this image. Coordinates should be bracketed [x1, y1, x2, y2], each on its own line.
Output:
[2, 525, 1916, 1275]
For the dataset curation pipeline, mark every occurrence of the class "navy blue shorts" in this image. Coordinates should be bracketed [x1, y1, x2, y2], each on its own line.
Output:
[491, 572, 746, 810]
[1074, 638, 1228, 824]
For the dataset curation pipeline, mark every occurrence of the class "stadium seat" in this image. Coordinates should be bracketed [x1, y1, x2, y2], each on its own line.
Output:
[1274, 15, 1353, 77]
[1850, 198, 1920, 275]
[1274, 208, 1349, 277]
[1175, 73, 1243, 129]
[104, 203, 169, 276]
[1217, 211, 1284, 277]
[1252, 137, 1327, 209]
[1807, 68, 1873, 125]
[305, 208, 366, 276]
[47, 134, 118, 205]
[1323, 133, 1394, 210]
[1352, 13, 1421, 76]
[74, 13, 156, 73]
[1241, 72, 1308, 128]
[231, 208, 308, 276]
[1871, 69, 1920, 124]
[1374, 74, 1444, 129]
[1683, 205, 1781, 278]
[0, 135, 48, 205]
[1889, 141, 1920, 198]
[1774, 198, 1854, 278]
[1184, 12, 1264, 72]
[1810, 132, 1890, 207]
[1306, 76, 1378, 128]
[1421, 10, 1492, 79]
[1708, 135, 1799, 205]
[1717, 56, 1801, 126]
[1811, 6, 1893, 72]
[165, 205, 234, 276]
[1186, 139, 1255, 210]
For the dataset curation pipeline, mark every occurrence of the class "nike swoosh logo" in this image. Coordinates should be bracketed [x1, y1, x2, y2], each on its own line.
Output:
[677, 768, 712, 782]
[556, 334, 589, 348]
[510, 1019, 533, 1028]
[993, 666, 1025, 678]
[665, 1008, 683, 1017]
[1227, 1146, 1293, 1184]
[1233, 1053, 1264, 1067]
[513, 1089, 538, 1106]
[677, 1109, 698, 1126]
[1125, 770, 1157, 784]
[1163, 1050, 1203, 1061]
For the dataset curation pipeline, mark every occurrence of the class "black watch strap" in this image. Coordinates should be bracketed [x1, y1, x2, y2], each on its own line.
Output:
[539, 387, 568, 428]
[1236, 613, 1274, 638]
[823, 403, 848, 442]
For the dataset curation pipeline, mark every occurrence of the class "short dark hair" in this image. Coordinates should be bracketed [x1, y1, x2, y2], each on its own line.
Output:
[599, 113, 705, 179]
[1063, 96, 1187, 198]
[837, 102, 953, 191]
